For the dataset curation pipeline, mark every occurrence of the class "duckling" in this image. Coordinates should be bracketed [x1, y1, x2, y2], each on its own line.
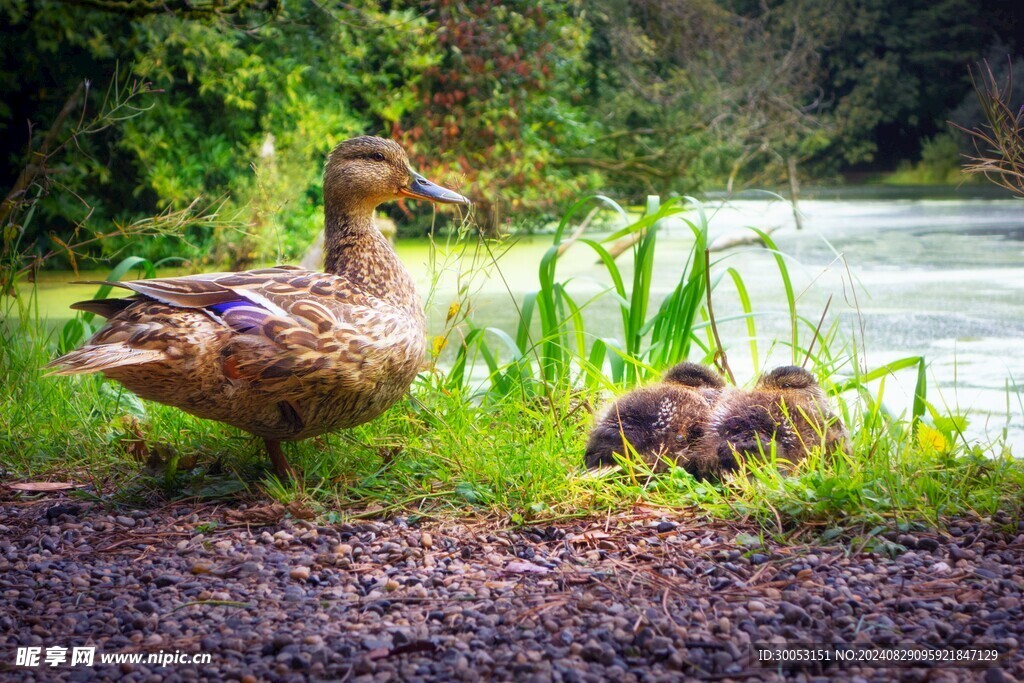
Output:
[584, 362, 725, 473]
[47, 137, 469, 478]
[696, 365, 847, 476]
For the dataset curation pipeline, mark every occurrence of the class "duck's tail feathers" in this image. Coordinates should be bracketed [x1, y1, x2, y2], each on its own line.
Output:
[45, 344, 168, 376]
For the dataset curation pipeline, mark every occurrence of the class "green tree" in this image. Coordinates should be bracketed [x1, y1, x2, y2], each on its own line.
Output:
[120, 1, 438, 263]
[391, 0, 598, 235]
[792, 0, 992, 168]
[571, 0, 830, 198]
[2, 0, 601, 260]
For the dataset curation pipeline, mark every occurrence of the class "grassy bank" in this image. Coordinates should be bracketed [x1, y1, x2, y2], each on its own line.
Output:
[2, 196, 1021, 541]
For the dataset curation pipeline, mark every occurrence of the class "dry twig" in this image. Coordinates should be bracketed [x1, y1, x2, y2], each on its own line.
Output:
[954, 60, 1024, 197]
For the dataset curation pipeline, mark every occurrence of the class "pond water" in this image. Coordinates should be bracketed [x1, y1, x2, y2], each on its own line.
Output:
[12, 195, 1024, 453]
[413, 196, 1024, 454]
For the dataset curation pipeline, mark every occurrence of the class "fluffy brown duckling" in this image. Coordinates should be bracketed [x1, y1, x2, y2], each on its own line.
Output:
[695, 365, 847, 476]
[584, 362, 725, 473]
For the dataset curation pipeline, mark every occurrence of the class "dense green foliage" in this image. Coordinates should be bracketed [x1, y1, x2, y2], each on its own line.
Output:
[2, 0, 443, 269]
[1, 0, 1022, 274]
[576, 0, 831, 195]
[806, 0, 1020, 167]
[392, 0, 598, 235]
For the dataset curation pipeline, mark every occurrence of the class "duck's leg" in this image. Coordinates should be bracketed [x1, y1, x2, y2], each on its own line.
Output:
[265, 439, 297, 480]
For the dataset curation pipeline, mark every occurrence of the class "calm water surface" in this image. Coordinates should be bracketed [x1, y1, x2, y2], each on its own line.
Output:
[16, 197, 1024, 453]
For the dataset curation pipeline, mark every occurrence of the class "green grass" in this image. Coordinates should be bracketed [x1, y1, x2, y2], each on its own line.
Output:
[1, 195, 1021, 541]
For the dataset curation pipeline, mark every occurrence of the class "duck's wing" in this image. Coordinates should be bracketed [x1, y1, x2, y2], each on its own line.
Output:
[57, 267, 422, 393]
[79, 266, 307, 312]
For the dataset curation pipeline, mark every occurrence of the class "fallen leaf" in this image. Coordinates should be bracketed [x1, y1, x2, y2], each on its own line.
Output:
[735, 532, 763, 548]
[286, 500, 315, 520]
[225, 503, 286, 526]
[568, 531, 611, 545]
[8, 482, 79, 492]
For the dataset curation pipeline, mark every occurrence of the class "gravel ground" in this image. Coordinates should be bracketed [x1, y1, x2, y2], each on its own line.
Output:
[0, 497, 1021, 682]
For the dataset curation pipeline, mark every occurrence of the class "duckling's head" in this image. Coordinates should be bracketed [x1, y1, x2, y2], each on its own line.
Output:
[584, 383, 717, 475]
[756, 365, 818, 392]
[662, 362, 726, 391]
[754, 365, 830, 413]
[706, 402, 789, 475]
[324, 136, 469, 214]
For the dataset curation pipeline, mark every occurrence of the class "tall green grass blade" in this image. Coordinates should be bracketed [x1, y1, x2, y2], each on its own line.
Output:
[912, 356, 928, 427]
[724, 267, 758, 372]
[745, 228, 797, 364]
[834, 356, 926, 393]
[516, 291, 538, 353]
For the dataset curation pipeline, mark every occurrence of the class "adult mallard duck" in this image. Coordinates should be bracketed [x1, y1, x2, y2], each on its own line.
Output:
[584, 362, 725, 474]
[47, 136, 469, 478]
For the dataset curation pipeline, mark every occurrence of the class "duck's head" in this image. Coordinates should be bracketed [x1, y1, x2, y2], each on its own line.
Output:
[324, 136, 469, 213]
[755, 365, 832, 413]
[709, 404, 782, 474]
[584, 384, 717, 473]
[662, 362, 725, 390]
[756, 365, 818, 393]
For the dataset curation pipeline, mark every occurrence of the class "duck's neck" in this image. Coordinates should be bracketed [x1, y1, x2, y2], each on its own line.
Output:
[322, 207, 420, 314]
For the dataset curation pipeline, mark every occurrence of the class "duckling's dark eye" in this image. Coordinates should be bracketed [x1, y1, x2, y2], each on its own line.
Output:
[370, 152, 386, 162]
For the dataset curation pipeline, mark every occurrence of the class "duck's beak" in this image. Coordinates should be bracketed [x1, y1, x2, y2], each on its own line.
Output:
[398, 172, 470, 205]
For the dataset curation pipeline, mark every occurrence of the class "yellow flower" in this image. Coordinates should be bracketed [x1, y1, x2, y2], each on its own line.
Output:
[916, 424, 948, 453]
[446, 302, 461, 323]
[431, 335, 448, 356]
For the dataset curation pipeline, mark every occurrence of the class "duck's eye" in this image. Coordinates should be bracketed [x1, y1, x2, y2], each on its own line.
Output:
[370, 152, 386, 162]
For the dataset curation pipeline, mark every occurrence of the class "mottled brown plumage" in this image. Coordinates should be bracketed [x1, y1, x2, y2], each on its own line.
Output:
[695, 365, 848, 477]
[46, 137, 469, 478]
[584, 362, 725, 473]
